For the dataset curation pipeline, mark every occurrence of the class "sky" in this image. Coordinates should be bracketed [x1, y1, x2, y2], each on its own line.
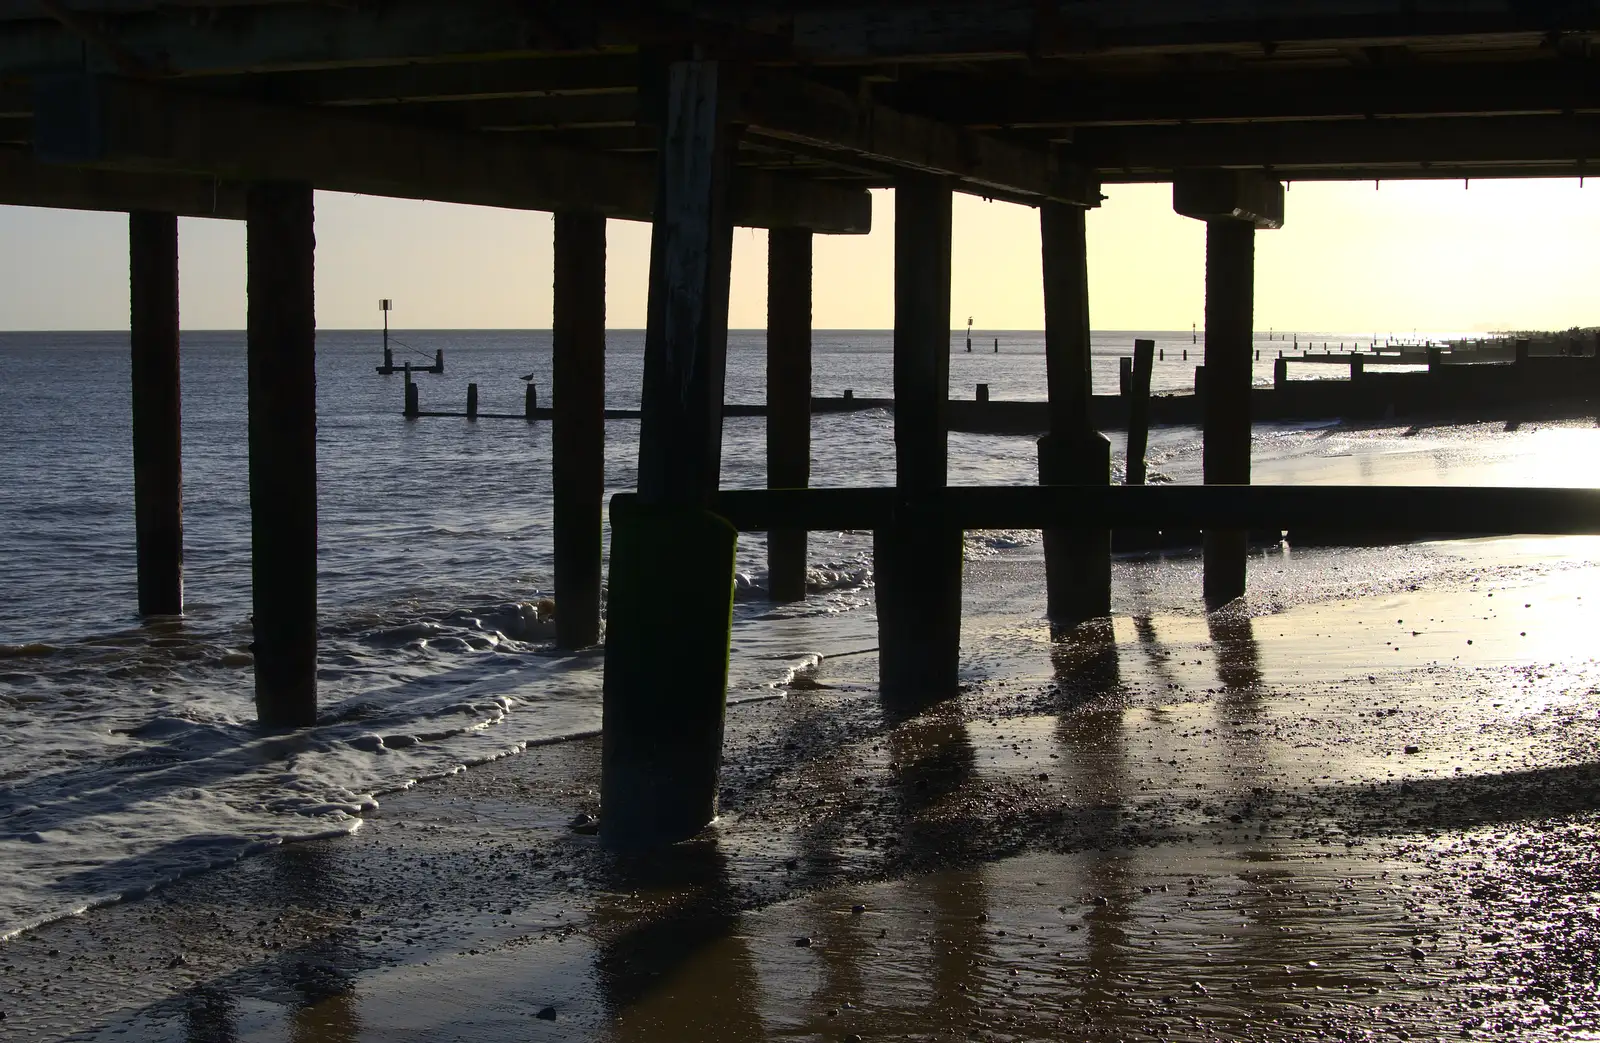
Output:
[1, 177, 1598, 333]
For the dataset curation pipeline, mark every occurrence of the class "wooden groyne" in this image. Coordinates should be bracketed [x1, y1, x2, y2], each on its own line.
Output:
[402, 346, 1600, 433]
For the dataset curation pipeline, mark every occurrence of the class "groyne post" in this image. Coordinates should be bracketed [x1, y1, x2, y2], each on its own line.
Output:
[601, 60, 739, 850]
[1037, 201, 1111, 626]
[1119, 355, 1133, 396]
[128, 210, 183, 617]
[1273, 356, 1288, 390]
[552, 210, 606, 649]
[766, 227, 812, 603]
[466, 382, 478, 419]
[876, 171, 962, 710]
[404, 381, 419, 417]
[246, 181, 318, 728]
[1125, 338, 1155, 486]
[1174, 171, 1283, 609]
[524, 382, 538, 420]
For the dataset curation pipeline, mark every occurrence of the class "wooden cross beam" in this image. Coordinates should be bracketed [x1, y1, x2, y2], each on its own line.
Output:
[741, 73, 1099, 207]
[0, 145, 245, 217]
[29, 75, 872, 233]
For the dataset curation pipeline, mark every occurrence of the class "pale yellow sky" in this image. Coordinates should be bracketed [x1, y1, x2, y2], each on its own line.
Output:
[1, 178, 1597, 331]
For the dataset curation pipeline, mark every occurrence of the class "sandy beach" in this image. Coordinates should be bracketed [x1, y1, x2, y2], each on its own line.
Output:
[9, 532, 1600, 1042]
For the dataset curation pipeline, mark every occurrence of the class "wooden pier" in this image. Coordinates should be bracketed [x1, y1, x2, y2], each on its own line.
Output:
[10, 1, 1600, 848]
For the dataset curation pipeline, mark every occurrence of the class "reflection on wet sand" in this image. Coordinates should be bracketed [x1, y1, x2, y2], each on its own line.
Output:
[1050, 616, 1122, 702]
[182, 988, 236, 1043]
[28, 576, 1600, 1041]
[591, 843, 765, 1043]
[1208, 611, 1263, 693]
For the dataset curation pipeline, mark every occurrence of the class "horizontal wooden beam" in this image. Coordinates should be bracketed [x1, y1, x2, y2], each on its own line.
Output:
[625, 484, 1600, 535]
[1080, 114, 1600, 179]
[30, 76, 871, 232]
[742, 74, 1098, 206]
[786, 2, 1600, 62]
[889, 60, 1600, 129]
[0, 145, 243, 217]
[5, 1, 1590, 80]
[248, 54, 640, 107]
[0, 2, 632, 76]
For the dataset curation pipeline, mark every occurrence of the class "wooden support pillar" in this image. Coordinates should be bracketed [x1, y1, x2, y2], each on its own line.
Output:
[128, 211, 183, 617]
[875, 171, 962, 711]
[601, 60, 739, 850]
[766, 227, 812, 603]
[1037, 201, 1111, 626]
[246, 181, 318, 728]
[1175, 171, 1282, 610]
[1200, 218, 1255, 608]
[552, 210, 606, 649]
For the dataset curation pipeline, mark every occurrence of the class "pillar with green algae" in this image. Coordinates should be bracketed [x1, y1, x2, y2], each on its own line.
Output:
[599, 59, 740, 850]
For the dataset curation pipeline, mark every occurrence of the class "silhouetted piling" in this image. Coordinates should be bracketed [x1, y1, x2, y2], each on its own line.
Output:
[129, 210, 183, 617]
[766, 227, 812, 604]
[1200, 219, 1254, 608]
[976, 383, 989, 402]
[524, 382, 538, 420]
[1125, 339, 1155, 485]
[553, 211, 606, 648]
[1119, 355, 1133, 396]
[246, 181, 318, 728]
[602, 60, 738, 850]
[466, 382, 479, 419]
[405, 381, 419, 417]
[877, 172, 962, 710]
[1037, 201, 1110, 626]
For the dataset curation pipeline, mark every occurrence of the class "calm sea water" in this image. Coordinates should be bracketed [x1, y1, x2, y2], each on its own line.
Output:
[0, 326, 1590, 941]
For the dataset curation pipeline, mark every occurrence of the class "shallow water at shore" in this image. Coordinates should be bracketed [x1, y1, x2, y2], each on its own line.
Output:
[0, 326, 1527, 941]
[10, 548, 1600, 1041]
[5, 327, 1600, 1041]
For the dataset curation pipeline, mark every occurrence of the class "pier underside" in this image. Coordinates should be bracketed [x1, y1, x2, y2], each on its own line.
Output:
[5, 3, 1600, 217]
[10, 1, 1600, 844]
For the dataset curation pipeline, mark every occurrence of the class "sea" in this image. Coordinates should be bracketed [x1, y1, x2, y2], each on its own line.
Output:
[3, 326, 1596, 943]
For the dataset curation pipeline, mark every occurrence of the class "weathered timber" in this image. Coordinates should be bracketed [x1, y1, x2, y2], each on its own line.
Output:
[0, 2, 1591, 71]
[1082, 116, 1600, 183]
[128, 210, 182, 617]
[602, 60, 739, 851]
[249, 55, 641, 108]
[876, 170, 961, 710]
[1174, 170, 1284, 229]
[888, 61, 1600, 130]
[1199, 216, 1256, 609]
[552, 210, 606, 650]
[766, 226, 812, 604]
[0, 146, 244, 218]
[1125, 339, 1155, 486]
[1037, 200, 1111, 626]
[30, 76, 871, 234]
[742, 73, 1098, 206]
[246, 180, 318, 729]
[630, 485, 1600, 537]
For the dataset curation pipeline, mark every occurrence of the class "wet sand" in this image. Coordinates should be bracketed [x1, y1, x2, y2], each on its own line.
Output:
[11, 544, 1600, 1041]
